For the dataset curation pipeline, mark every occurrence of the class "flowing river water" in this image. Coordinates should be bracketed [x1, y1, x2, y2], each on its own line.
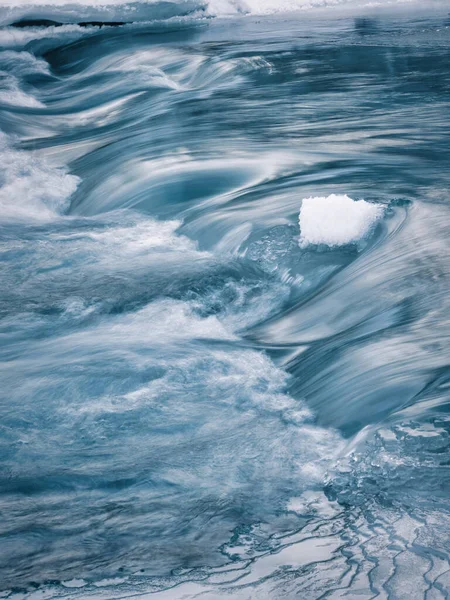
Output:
[1, 1, 450, 598]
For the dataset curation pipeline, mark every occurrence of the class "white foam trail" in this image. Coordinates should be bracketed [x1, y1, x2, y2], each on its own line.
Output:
[208, 0, 426, 16]
[0, 0, 443, 25]
[204, 0, 450, 16]
[0, 24, 97, 47]
[206, 0, 345, 15]
[72, 217, 202, 260]
[0, 50, 49, 75]
[0, 132, 80, 222]
[0, 55, 80, 216]
[298, 194, 384, 248]
[0, 72, 43, 106]
[0, 50, 49, 105]
[0, 0, 207, 26]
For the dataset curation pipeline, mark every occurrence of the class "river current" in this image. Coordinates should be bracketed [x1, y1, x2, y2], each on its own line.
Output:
[1, 1, 450, 598]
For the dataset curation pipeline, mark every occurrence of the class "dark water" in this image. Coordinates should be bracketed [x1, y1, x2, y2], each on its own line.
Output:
[1, 3, 450, 598]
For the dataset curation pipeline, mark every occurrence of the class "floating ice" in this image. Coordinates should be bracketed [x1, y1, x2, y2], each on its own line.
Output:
[298, 194, 384, 248]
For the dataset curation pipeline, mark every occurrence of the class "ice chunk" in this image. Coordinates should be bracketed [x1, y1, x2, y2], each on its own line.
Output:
[299, 194, 383, 248]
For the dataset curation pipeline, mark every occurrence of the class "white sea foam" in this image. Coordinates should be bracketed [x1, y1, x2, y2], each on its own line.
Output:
[210, 0, 441, 16]
[0, 50, 49, 75]
[0, 51, 48, 106]
[298, 194, 384, 248]
[69, 217, 201, 260]
[0, 0, 441, 26]
[0, 54, 79, 221]
[0, 0, 207, 27]
[0, 72, 44, 106]
[206, 0, 347, 15]
[0, 132, 80, 222]
[0, 24, 96, 47]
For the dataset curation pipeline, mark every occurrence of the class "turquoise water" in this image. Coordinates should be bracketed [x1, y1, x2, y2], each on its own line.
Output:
[1, 2, 450, 598]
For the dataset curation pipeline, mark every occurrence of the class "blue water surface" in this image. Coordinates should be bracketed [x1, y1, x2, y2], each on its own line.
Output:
[1, 2, 450, 598]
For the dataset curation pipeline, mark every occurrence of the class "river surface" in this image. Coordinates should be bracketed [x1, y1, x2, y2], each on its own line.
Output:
[1, 1, 450, 598]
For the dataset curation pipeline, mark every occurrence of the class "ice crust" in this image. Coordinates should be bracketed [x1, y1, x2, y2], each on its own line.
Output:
[299, 194, 384, 248]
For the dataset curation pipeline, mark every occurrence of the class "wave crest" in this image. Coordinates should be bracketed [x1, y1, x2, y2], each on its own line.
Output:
[0, 0, 444, 26]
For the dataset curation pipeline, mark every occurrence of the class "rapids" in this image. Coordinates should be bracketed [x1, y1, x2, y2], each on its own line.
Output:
[0, 1, 450, 598]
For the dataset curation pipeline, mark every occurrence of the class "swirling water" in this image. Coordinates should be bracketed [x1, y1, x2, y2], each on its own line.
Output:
[1, 1, 450, 598]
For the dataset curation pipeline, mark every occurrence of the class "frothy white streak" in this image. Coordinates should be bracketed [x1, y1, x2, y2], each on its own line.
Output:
[0, 0, 441, 25]
[0, 73, 44, 106]
[0, 132, 80, 222]
[0, 24, 97, 47]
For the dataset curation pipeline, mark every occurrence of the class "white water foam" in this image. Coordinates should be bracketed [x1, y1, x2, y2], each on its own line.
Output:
[0, 50, 48, 75]
[207, 0, 441, 16]
[207, 0, 349, 15]
[0, 132, 79, 222]
[0, 0, 207, 26]
[0, 51, 80, 220]
[0, 50, 49, 105]
[0, 0, 443, 25]
[298, 194, 384, 248]
[0, 72, 44, 106]
[0, 23, 98, 47]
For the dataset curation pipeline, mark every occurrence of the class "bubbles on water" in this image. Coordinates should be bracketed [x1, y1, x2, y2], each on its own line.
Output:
[1, 7, 450, 598]
[0, 132, 79, 222]
[0, 23, 98, 48]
